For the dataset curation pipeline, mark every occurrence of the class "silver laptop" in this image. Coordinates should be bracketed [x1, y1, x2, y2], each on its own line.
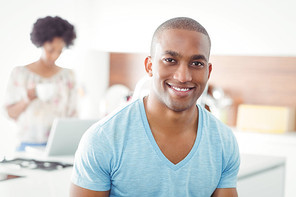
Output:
[44, 118, 98, 156]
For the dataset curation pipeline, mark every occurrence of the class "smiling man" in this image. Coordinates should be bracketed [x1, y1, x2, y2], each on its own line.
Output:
[70, 17, 240, 197]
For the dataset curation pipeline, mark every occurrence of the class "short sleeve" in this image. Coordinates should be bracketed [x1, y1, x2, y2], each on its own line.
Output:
[4, 67, 27, 106]
[217, 131, 240, 188]
[71, 124, 111, 191]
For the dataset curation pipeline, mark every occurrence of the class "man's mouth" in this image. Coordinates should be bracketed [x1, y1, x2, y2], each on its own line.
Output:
[171, 86, 190, 92]
[167, 83, 195, 92]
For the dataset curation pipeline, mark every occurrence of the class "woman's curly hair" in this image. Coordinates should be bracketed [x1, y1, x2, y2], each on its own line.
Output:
[30, 16, 76, 48]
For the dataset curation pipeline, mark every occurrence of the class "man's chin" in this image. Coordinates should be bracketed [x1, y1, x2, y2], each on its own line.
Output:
[166, 101, 195, 113]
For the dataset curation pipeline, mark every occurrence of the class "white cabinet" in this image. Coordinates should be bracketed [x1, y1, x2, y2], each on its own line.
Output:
[234, 129, 296, 197]
[237, 154, 285, 197]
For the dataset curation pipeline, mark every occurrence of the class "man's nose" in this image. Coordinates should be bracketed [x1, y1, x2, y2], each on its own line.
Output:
[173, 63, 192, 83]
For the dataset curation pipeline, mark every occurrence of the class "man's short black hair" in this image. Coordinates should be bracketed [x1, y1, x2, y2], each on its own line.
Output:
[30, 16, 76, 48]
[150, 17, 211, 57]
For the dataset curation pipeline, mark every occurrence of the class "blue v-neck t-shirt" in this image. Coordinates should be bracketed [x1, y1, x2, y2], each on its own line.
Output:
[71, 98, 240, 197]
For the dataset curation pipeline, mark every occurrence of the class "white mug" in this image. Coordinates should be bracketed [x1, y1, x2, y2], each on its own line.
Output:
[36, 83, 55, 102]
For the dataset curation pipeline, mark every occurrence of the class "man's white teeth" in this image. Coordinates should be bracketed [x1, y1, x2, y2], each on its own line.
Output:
[172, 87, 190, 91]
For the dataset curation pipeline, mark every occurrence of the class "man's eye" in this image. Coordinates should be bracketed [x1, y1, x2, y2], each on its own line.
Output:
[164, 58, 176, 63]
[192, 61, 204, 67]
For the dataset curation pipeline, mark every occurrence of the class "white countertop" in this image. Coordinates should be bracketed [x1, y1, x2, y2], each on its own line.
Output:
[233, 128, 296, 145]
[0, 167, 72, 197]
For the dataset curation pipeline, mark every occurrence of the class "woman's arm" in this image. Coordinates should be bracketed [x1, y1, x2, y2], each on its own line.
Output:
[6, 100, 30, 120]
[6, 88, 37, 120]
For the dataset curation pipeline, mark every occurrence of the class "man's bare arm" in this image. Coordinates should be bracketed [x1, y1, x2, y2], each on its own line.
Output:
[211, 188, 238, 197]
[70, 183, 110, 197]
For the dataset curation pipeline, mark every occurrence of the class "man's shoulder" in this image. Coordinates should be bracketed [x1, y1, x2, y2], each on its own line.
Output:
[199, 105, 228, 128]
[198, 106, 239, 164]
[97, 99, 142, 130]
[198, 105, 235, 140]
[80, 99, 144, 149]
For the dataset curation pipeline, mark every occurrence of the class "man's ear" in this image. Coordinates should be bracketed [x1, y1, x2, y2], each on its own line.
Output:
[144, 56, 153, 77]
[207, 62, 212, 79]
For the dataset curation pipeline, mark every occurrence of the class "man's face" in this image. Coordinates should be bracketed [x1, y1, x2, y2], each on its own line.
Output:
[147, 29, 212, 112]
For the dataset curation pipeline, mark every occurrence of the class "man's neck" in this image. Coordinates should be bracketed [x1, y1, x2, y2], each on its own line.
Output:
[143, 95, 198, 136]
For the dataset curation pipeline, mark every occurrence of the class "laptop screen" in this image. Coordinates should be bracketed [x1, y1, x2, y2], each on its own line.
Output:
[45, 118, 98, 156]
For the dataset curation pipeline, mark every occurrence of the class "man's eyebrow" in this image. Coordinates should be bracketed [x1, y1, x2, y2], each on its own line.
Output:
[191, 54, 208, 62]
[163, 50, 208, 62]
[163, 50, 182, 58]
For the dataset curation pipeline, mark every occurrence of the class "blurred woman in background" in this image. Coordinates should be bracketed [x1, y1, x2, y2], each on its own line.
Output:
[4, 16, 78, 151]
